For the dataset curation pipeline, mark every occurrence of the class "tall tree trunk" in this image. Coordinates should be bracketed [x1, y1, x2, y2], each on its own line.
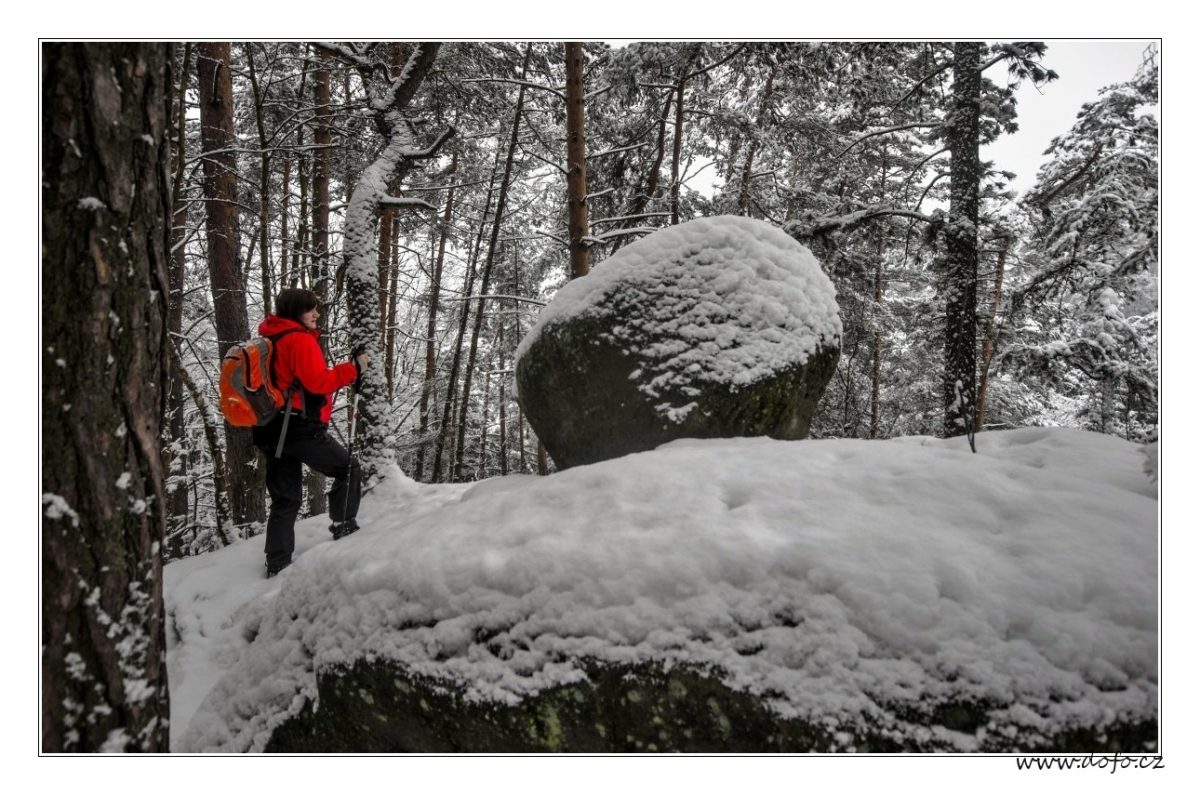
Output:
[498, 320, 508, 476]
[565, 42, 590, 279]
[415, 151, 458, 480]
[342, 43, 444, 484]
[975, 234, 1010, 432]
[166, 42, 192, 555]
[869, 147, 887, 440]
[737, 64, 778, 216]
[172, 346, 233, 545]
[943, 42, 982, 447]
[433, 118, 505, 482]
[378, 209, 394, 346]
[197, 42, 265, 527]
[312, 49, 332, 304]
[612, 91, 672, 255]
[385, 214, 400, 401]
[454, 48, 530, 481]
[305, 51, 334, 515]
[280, 153, 291, 285]
[42, 42, 172, 752]
[668, 48, 699, 226]
[246, 43, 273, 315]
[292, 53, 311, 287]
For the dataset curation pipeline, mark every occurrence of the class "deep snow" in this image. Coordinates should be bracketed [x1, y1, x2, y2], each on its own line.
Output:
[166, 427, 1156, 752]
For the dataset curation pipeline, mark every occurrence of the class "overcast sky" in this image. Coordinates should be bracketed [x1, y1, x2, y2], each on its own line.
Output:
[983, 39, 1156, 196]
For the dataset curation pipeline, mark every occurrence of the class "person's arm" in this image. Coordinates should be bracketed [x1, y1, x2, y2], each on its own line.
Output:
[285, 335, 358, 395]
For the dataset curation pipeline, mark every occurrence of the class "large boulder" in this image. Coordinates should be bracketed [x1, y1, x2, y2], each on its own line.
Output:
[516, 216, 841, 468]
[175, 431, 1158, 754]
[265, 658, 1155, 753]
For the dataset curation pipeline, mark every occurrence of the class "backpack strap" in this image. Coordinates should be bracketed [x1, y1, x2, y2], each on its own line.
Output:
[267, 328, 305, 458]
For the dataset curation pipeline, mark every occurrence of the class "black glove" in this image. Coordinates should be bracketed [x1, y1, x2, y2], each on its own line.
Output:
[351, 344, 367, 388]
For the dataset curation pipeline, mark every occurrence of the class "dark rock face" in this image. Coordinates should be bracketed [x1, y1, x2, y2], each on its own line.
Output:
[264, 658, 1157, 753]
[517, 313, 839, 469]
[515, 217, 842, 469]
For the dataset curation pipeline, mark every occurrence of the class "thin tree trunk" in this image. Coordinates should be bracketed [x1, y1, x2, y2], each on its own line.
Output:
[870, 148, 887, 440]
[612, 91, 672, 255]
[246, 43, 273, 315]
[41, 42, 172, 752]
[166, 42, 192, 555]
[943, 42, 982, 447]
[565, 42, 590, 278]
[433, 127, 505, 482]
[668, 48, 699, 226]
[280, 153, 291, 285]
[454, 48, 531, 480]
[737, 63, 778, 216]
[498, 321, 508, 476]
[172, 346, 233, 545]
[197, 42, 264, 528]
[305, 51, 335, 515]
[975, 234, 1010, 432]
[378, 208, 394, 346]
[415, 151, 458, 480]
[312, 49, 332, 304]
[385, 214, 400, 401]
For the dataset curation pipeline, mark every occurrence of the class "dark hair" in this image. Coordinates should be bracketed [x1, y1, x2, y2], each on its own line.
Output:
[275, 288, 319, 322]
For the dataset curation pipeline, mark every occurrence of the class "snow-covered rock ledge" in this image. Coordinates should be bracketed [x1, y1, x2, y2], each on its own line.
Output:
[168, 428, 1157, 752]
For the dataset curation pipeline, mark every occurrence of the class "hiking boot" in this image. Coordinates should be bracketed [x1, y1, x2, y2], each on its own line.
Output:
[330, 518, 360, 540]
[266, 559, 291, 578]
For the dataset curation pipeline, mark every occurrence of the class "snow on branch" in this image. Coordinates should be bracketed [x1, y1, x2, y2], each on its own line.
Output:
[784, 205, 935, 241]
[682, 42, 748, 81]
[833, 122, 942, 160]
[592, 212, 670, 225]
[441, 293, 548, 308]
[313, 42, 373, 73]
[591, 141, 649, 160]
[583, 227, 659, 245]
[380, 196, 439, 212]
[535, 228, 569, 248]
[462, 77, 565, 102]
[400, 125, 457, 160]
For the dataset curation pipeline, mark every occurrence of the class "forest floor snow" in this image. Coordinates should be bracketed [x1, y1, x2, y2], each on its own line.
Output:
[165, 427, 1158, 752]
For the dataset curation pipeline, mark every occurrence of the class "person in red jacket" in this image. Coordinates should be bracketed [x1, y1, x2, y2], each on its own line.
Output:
[252, 288, 369, 578]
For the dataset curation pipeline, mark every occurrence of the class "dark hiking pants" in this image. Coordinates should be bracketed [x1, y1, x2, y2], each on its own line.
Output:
[254, 416, 361, 569]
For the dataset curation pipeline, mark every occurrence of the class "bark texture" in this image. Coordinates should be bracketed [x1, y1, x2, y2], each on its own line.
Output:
[197, 42, 265, 526]
[42, 42, 173, 752]
[943, 42, 982, 444]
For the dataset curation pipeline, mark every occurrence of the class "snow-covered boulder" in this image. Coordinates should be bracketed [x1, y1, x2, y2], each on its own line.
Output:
[172, 429, 1157, 753]
[515, 216, 842, 468]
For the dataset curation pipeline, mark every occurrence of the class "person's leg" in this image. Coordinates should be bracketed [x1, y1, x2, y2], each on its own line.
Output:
[288, 429, 361, 528]
[263, 453, 303, 571]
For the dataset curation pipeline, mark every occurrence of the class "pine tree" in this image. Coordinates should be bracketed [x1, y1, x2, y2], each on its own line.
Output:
[42, 42, 173, 752]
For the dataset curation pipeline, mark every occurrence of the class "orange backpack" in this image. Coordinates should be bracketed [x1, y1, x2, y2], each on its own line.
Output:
[218, 331, 300, 428]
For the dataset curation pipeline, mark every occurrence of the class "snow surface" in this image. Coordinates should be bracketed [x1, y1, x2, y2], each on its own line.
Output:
[169, 428, 1156, 753]
[516, 216, 843, 417]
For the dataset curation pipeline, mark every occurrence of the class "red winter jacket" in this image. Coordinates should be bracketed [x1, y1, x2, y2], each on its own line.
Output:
[258, 315, 358, 425]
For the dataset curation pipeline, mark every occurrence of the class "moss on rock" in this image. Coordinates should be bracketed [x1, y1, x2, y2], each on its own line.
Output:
[263, 658, 1156, 753]
[516, 309, 840, 469]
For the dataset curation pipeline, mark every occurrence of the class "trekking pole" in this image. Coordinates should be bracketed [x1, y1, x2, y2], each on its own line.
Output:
[342, 381, 359, 528]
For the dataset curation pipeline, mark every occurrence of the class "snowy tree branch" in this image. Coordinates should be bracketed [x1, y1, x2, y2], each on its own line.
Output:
[380, 196, 439, 211]
[462, 77, 566, 101]
[833, 122, 942, 160]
